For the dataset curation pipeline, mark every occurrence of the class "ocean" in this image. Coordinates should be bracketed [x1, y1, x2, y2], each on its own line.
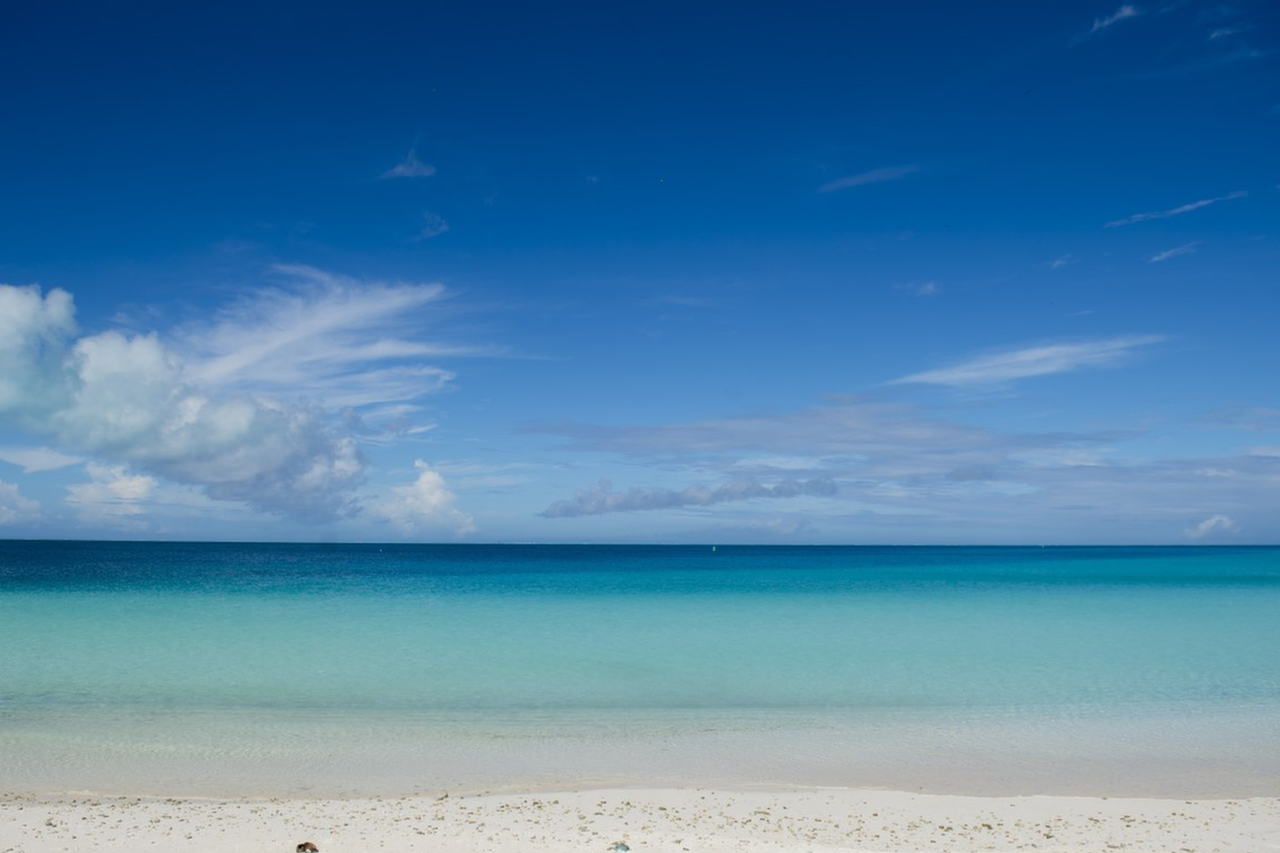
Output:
[1, 542, 1277, 797]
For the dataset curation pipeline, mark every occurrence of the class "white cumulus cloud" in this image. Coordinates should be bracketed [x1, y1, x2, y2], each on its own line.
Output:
[0, 478, 41, 524]
[0, 270, 484, 523]
[0, 284, 78, 424]
[376, 460, 475, 536]
[65, 462, 158, 519]
[1184, 514, 1239, 539]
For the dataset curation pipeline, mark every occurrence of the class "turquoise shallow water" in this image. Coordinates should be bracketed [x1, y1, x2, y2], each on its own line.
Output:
[1, 542, 1278, 796]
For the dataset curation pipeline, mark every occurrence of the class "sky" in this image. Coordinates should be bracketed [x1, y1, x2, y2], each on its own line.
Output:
[0, 0, 1277, 544]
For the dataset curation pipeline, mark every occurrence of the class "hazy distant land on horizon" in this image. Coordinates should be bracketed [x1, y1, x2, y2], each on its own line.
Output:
[1, 540, 1278, 798]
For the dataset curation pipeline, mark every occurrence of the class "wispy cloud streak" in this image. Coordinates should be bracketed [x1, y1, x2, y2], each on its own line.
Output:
[530, 395, 1280, 542]
[178, 265, 489, 407]
[1209, 26, 1244, 40]
[1149, 242, 1201, 262]
[542, 477, 837, 518]
[819, 165, 918, 193]
[381, 151, 436, 179]
[1091, 4, 1140, 33]
[419, 211, 450, 239]
[0, 446, 82, 473]
[1106, 191, 1246, 227]
[890, 335, 1165, 387]
[896, 281, 940, 296]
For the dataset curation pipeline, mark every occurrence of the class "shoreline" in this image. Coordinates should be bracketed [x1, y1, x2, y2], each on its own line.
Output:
[4, 786, 1278, 853]
[7, 704, 1278, 851]
[6, 701, 1278, 801]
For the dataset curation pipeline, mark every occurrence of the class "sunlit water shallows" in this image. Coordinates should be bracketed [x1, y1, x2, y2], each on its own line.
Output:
[1, 542, 1277, 797]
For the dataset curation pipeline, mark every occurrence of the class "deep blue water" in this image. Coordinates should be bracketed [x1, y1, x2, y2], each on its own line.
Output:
[4, 540, 1278, 589]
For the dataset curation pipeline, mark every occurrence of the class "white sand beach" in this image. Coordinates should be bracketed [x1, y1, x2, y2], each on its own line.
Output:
[3, 786, 1278, 853]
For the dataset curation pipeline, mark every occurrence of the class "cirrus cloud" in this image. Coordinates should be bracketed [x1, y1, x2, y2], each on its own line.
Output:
[818, 165, 919, 193]
[0, 445, 83, 473]
[1106, 191, 1246, 227]
[1149, 242, 1201, 262]
[889, 335, 1165, 388]
[381, 150, 436, 179]
[1090, 4, 1140, 34]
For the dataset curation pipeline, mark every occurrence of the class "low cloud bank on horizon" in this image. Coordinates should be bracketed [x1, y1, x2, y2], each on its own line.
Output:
[541, 477, 839, 518]
[0, 272, 1269, 544]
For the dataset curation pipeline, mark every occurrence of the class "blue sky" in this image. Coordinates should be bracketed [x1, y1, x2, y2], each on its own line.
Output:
[1, 0, 1276, 543]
